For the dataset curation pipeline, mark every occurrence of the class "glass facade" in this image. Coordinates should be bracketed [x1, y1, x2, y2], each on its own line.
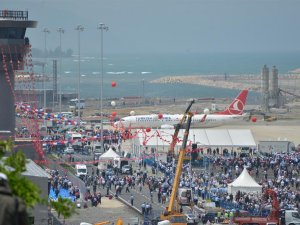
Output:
[0, 27, 26, 39]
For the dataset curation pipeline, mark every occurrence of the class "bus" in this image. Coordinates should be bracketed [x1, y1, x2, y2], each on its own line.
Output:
[65, 131, 82, 150]
[69, 98, 85, 109]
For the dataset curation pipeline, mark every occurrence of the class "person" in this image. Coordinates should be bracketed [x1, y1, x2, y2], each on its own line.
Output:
[157, 191, 161, 203]
[97, 192, 102, 204]
[150, 191, 153, 203]
[130, 194, 134, 206]
[229, 211, 234, 223]
[141, 202, 146, 215]
[217, 211, 222, 223]
[145, 203, 150, 215]
[0, 172, 28, 225]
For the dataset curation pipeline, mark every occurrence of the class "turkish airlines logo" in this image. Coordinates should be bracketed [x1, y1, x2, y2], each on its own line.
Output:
[228, 99, 244, 115]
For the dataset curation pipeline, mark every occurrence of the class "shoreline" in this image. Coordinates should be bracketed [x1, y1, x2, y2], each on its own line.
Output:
[150, 74, 300, 94]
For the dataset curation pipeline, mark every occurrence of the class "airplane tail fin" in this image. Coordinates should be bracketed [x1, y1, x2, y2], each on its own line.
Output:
[216, 89, 248, 115]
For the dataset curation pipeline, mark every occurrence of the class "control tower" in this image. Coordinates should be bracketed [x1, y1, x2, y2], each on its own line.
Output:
[0, 10, 37, 139]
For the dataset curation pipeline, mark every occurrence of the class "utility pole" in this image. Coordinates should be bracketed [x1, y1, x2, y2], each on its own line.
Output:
[57, 27, 64, 113]
[75, 25, 84, 121]
[97, 23, 109, 150]
[42, 28, 50, 109]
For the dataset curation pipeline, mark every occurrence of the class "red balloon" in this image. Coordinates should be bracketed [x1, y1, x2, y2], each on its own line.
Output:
[146, 127, 151, 132]
[111, 111, 117, 117]
[111, 81, 117, 87]
[158, 113, 163, 119]
[251, 117, 257, 123]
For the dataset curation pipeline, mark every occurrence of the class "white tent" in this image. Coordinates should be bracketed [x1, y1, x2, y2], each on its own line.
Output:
[131, 128, 256, 157]
[99, 148, 120, 159]
[136, 128, 256, 148]
[227, 167, 262, 194]
[98, 148, 120, 170]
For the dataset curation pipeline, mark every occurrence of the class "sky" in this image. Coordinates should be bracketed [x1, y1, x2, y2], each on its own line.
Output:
[2, 0, 300, 55]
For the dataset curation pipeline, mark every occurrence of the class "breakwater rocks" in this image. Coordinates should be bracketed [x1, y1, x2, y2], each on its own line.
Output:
[150, 74, 300, 93]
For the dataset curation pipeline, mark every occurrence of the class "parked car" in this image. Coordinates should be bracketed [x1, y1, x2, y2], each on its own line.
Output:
[105, 168, 114, 176]
[64, 147, 75, 154]
[185, 213, 199, 224]
[82, 145, 91, 155]
[121, 165, 131, 174]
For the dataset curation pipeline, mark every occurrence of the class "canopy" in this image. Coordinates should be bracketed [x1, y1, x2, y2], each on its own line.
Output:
[99, 148, 120, 159]
[227, 167, 262, 194]
[136, 128, 256, 148]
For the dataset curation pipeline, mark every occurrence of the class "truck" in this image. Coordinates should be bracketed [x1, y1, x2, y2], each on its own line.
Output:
[65, 131, 82, 151]
[113, 157, 129, 173]
[75, 164, 87, 179]
[280, 210, 300, 225]
[92, 141, 105, 165]
[234, 189, 300, 225]
[258, 141, 295, 154]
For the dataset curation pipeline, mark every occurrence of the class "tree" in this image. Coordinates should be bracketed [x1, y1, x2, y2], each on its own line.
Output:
[0, 139, 41, 207]
[0, 139, 77, 220]
[50, 196, 77, 223]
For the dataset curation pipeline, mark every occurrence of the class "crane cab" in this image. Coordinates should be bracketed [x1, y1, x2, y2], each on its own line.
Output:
[178, 188, 193, 206]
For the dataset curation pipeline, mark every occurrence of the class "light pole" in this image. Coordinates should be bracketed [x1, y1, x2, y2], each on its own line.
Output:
[97, 23, 108, 150]
[142, 79, 145, 104]
[57, 27, 64, 113]
[42, 28, 50, 109]
[75, 25, 84, 121]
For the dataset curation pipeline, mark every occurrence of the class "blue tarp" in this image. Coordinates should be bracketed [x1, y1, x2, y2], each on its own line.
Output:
[49, 188, 76, 202]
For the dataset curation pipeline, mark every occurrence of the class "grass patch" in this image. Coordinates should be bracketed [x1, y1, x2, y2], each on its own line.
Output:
[60, 163, 76, 174]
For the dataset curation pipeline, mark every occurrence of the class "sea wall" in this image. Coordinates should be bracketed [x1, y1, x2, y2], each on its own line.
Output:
[150, 74, 300, 94]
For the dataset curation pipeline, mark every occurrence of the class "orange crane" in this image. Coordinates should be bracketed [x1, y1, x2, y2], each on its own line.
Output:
[160, 112, 194, 225]
[167, 100, 195, 162]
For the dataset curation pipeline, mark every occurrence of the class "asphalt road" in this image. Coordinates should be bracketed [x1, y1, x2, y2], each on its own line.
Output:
[50, 151, 203, 224]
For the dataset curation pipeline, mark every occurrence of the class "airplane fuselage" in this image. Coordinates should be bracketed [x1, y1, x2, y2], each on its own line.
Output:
[116, 113, 245, 129]
[115, 89, 249, 129]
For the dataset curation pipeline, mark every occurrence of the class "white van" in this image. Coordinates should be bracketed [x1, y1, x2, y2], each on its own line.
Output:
[75, 164, 87, 179]
[178, 188, 193, 206]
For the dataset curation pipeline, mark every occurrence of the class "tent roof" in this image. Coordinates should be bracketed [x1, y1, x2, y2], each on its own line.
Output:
[136, 128, 256, 147]
[99, 148, 120, 158]
[228, 168, 261, 187]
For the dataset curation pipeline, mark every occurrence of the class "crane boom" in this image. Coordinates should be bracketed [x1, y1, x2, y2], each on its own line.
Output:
[167, 112, 193, 213]
[168, 100, 195, 160]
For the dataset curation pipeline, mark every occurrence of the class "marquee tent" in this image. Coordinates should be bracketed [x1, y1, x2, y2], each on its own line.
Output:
[227, 167, 262, 194]
[98, 148, 120, 170]
[131, 128, 256, 156]
[99, 148, 120, 159]
[135, 128, 256, 148]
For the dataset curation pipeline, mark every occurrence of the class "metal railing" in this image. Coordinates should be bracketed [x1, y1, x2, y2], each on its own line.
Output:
[0, 10, 28, 20]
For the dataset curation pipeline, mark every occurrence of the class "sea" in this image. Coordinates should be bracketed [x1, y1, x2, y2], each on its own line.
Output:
[32, 52, 300, 104]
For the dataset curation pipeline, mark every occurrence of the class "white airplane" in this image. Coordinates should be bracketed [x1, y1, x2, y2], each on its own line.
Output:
[114, 89, 249, 129]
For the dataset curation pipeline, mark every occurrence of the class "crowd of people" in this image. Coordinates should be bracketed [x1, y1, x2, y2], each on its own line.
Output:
[47, 169, 79, 201]
[153, 150, 300, 214]
[44, 139, 300, 221]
